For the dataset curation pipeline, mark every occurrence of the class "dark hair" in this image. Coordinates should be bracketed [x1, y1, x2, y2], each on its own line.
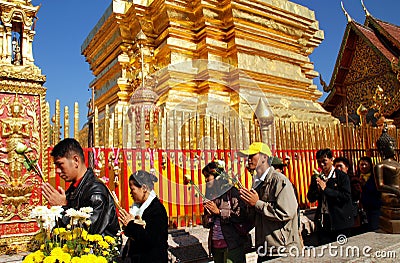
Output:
[202, 161, 224, 178]
[202, 161, 230, 199]
[129, 170, 158, 190]
[316, 148, 333, 159]
[357, 156, 374, 176]
[333, 156, 350, 167]
[333, 156, 353, 176]
[51, 138, 85, 161]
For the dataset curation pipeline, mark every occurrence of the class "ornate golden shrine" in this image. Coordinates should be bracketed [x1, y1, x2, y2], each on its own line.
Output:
[0, 0, 47, 255]
[81, 0, 338, 150]
[323, 2, 400, 126]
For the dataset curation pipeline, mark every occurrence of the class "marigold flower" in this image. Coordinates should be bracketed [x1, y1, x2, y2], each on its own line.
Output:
[96, 256, 108, 263]
[98, 240, 109, 249]
[43, 255, 58, 263]
[92, 234, 103, 242]
[104, 236, 115, 244]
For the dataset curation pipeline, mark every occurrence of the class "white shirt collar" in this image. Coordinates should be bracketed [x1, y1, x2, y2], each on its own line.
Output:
[252, 167, 271, 189]
[322, 167, 335, 181]
[129, 190, 156, 217]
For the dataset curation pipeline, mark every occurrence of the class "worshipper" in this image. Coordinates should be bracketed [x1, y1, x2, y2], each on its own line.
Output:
[119, 170, 168, 263]
[307, 149, 354, 245]
[201, 161, 249, 263]
[41, 138, 120, 237]
[238, 142, 301, 262]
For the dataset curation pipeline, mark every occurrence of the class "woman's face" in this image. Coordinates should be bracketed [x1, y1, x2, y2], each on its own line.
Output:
[359, 160, 371, 174]
[204, 172, 215, 189]
[129, 180, 147, 204]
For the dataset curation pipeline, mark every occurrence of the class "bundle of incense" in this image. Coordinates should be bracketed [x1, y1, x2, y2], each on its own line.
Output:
[229, 173, 244, 189]
[110, 187, 146, 228]
[97, 177, 123, 211]
[110, 190, 123, 211]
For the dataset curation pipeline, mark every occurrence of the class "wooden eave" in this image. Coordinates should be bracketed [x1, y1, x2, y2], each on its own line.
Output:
[323, 21, 398, 112]
[365, 16, 400, 53]
[322, 24, 355, 112]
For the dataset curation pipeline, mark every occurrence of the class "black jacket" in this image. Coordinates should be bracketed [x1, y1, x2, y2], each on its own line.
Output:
[123, 197, 168, 263]
[307, 168, 354, 231]
[60, 168, 120, 237]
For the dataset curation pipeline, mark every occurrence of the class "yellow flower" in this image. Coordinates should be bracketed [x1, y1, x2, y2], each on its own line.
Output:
[71, 257, 81, 263]
[96, 256, 108, 263]
[98, 240, 109, 250]
[33, 250, 45, 261]
[87, 234, 94, 242]
[40, 244, 45, 250]
[93, 234, 103, 242]
[102, 250, 109, 256]
[43, 255, 58, 263]
[22, 253, 34, 263]
[81, 229, 88, 240]
[104, 236, 115, 244]
[84, 247, 90, 253]
[59, 252, 71, 263]
[62, 244, 69, 253]
[50, 247, 63, 257]
[64, 231, 73, 241]
[81, 254, 97, 261]
[53, 227, 66, 235]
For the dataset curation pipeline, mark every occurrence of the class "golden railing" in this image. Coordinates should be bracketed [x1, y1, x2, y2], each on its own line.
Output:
[46, 100, 400, 227]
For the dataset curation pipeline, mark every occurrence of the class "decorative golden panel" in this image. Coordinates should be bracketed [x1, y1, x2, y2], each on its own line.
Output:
[334, 37, 400, 118]
[346, 38, 387, 84]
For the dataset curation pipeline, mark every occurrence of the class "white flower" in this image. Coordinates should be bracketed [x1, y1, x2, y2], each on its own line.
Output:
[49, 206, 64, 219]
[30, 206, 49, 219]
[79, 207, 93, 214]
[216, 160, 225, 169]
[65, 208, 80, 218]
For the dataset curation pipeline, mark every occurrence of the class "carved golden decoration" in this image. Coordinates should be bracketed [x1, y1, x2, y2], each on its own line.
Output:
[0, 94, 41, 221]
[0, 65, 46, 82]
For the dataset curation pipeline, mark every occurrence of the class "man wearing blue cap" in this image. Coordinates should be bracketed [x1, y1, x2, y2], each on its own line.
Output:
[238, 142, 301, 262]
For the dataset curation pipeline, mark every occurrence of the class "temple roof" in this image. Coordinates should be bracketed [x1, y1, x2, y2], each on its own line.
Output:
[323, 13, 400, 114]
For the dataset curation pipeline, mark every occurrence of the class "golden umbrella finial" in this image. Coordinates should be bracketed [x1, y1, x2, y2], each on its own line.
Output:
[254, 98, 274, 145]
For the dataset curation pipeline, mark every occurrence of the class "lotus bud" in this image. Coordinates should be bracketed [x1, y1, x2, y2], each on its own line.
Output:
[15, 142, 28, 154]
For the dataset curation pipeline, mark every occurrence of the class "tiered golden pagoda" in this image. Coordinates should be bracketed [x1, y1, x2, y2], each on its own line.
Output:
[82, 0, 338, 148]
[0, 0, 47, 254]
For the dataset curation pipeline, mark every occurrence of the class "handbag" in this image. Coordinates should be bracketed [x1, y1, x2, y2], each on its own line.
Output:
[358, 206, 368, 225]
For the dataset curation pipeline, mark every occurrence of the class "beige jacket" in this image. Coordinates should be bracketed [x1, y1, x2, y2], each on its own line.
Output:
[253, 167, 301, 255]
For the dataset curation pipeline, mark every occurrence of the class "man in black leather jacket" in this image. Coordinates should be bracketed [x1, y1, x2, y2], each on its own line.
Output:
[41, 138, 120, 237]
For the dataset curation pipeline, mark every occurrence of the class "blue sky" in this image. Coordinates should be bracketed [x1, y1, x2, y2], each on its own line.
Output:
[31, 0, 400, 130]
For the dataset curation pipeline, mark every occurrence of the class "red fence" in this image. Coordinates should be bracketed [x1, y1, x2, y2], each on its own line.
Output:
[46, 147, 380, 227]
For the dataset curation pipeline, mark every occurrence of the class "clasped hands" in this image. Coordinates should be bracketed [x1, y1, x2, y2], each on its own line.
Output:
[315, 177, 327, 191]
[239, 188, 259, 206]
[41, 182, 67, 206]
[119, 209, 135, 227]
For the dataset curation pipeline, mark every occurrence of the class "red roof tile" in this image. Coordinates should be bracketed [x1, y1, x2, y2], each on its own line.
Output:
[354, 22, 397, 63]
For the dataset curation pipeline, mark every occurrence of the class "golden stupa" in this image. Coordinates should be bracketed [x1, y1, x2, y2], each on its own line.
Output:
[82, 0, 337, 139]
